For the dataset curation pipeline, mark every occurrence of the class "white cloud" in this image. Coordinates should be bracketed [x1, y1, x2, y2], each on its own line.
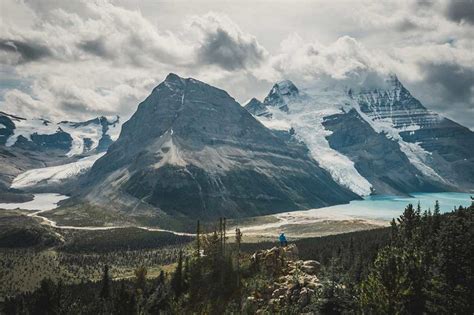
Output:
[0, 0, 472, 129]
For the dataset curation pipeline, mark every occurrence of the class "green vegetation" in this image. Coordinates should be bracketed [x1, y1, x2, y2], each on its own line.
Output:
[0, 211, 61, 248]
[1, 201, 473, 314]
[359, 202, 474, 314]
[59, 228, 192, 253]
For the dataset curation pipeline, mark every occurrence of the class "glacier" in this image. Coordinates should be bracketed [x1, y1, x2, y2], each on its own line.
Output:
[11, 153, 105, 189]
[258, 87, 373, 196]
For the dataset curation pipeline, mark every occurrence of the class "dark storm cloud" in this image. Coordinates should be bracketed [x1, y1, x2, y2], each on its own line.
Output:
[445, 0, 474, 24]
[197, 28, 266, 71]
[78, 38, 109, 58]
[422, 62, 474, 104]
[0, 39, 52, 63]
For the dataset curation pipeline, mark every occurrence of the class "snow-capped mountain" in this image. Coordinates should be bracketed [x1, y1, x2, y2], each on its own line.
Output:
[245, 75, 472, 195]
[77, 73, 358, 222]
[0, 112, 120, 197]
[0, 112, 120, 156]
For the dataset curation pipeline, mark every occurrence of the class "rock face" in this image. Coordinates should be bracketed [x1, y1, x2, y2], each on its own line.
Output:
[354, 75, 474, 191]
[322, 109, 451, 195]
[243, 98, 270, 118]
[245, 75, 471, 195]
[81, 73, 358, 221]
[245, 244, 321, 313]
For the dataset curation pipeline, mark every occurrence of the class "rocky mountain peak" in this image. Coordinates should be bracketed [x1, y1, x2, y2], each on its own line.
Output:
[263, 80, 300, 112]
[353, 74, 433, 128]
[244, 98, 270, 117]
[83, 75, 357, 221]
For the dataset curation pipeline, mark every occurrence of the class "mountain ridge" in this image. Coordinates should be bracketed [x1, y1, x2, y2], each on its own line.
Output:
[245, 74, 471, 195]
[75, 73, 358, 222]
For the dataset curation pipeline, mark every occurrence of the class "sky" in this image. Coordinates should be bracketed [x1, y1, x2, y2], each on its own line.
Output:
[0, 0, 473, 129]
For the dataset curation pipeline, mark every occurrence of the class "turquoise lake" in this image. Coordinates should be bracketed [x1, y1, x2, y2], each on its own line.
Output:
[305, 192, 473, 221]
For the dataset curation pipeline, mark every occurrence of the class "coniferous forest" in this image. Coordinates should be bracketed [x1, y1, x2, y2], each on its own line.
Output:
[1, 201, 473, 314]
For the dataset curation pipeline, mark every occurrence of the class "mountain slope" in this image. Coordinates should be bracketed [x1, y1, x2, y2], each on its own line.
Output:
[246, 76, 464, 195]
[79, 73, 358, 221]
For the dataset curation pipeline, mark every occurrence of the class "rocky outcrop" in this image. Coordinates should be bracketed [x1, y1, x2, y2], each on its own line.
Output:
[244, 244, 321, 312]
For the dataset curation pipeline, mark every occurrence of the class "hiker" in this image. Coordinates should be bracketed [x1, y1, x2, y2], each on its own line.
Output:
[279, 233, 288, 247]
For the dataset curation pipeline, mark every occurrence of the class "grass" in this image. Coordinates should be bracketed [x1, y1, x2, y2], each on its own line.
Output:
[43, 203, 135, 227]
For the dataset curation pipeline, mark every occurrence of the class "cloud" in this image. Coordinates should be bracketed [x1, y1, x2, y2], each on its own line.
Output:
[0, 39, 52, 64]
[269, 34, 389, 90]
[422, 62, 474, 103]
[78, 38, 109, 58]
[191, 13, 268, 71]
[445, 0, 474, 24]
[0, 0, 472, 130]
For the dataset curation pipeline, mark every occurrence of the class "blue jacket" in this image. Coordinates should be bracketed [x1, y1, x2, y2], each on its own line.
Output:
[279, 233, 287, 242]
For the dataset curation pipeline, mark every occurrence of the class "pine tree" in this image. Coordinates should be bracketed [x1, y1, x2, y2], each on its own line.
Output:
[397, 204, 420, 241]
[196, 220, 201, 258]
[183, 256, 190, 291]
[433, 200, 441, 232]
[147, 270, 170, 314]
[171, 250, 184, 298]
[100, 265, 110, 299]
[223, 217, 227, 255]
[235, 228, 243, 288]
[134, 265, 147, 294]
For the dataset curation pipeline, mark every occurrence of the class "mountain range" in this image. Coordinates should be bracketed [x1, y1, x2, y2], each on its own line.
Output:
[0, 73, 473, 225]
[245, 75, 473, 196]
[0, 112, 119, 201]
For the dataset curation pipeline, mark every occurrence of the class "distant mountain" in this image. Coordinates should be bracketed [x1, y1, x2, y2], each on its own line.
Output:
[0, 112, 120, 156]
[0, 112, 120, 198]
[353, 75, 474, 191]
[245, 75, 472, 195]
[243, 98, 269, 118]
[78, 73, 358, 221]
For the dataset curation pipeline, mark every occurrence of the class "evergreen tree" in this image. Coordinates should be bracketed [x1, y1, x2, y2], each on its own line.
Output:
[100, 264, 110, 299]
[235, 228, 243, 288]
[171, 250, 184, 298]
[134, 265, 147, 294]
[196, 220, 201, 258]
[147, 271, 170, 314]
[33, 279, 58, 315]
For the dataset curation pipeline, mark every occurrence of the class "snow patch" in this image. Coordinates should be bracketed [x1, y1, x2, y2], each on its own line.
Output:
[6, 118, 59, 147]
[11, 153, 105, 189]
[153, 135, 187, 169]
[258, 116, 292, 131]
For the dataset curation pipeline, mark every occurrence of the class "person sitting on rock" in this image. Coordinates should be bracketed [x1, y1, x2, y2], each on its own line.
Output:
[279, 233, 288, 247]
